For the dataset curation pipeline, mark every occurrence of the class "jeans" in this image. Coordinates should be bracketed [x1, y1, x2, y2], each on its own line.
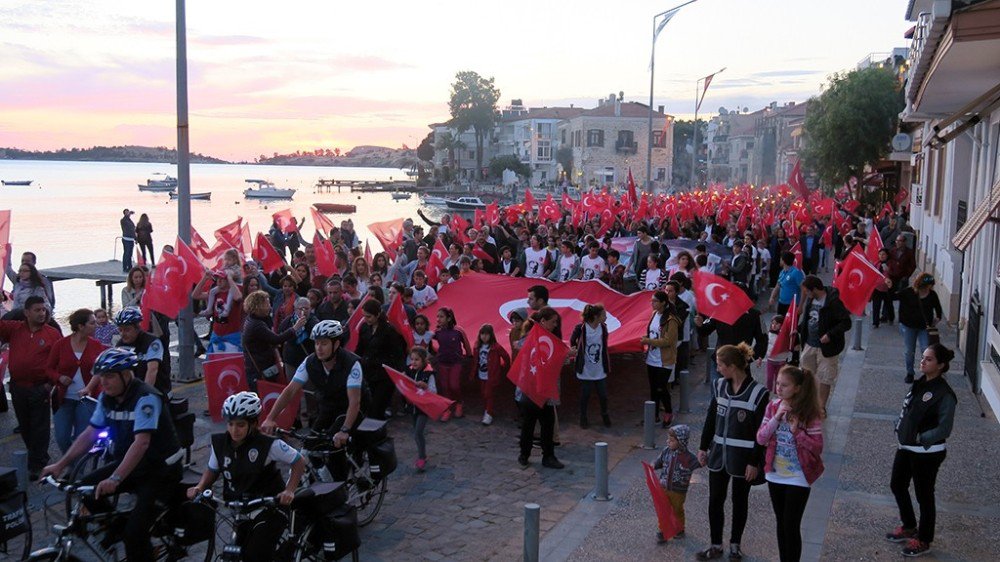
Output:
[579, 378, 608, 419]
[708, 469, 752, 545]
[54, 397, 96, 453]
[122, 239, 134, 271]
[11, 384, 51, 474]
[413, 413, 428, 460]
[646, 365, 673, 417]
[768, 481, 811, 562]
[900, 325, 929, 377]
[891, 449, 946, 543]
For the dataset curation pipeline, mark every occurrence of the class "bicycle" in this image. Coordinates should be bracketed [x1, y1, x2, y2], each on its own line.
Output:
[27, 476, 214, 561]
[0, 488, 32, 560]
[277, 417, 394, 527]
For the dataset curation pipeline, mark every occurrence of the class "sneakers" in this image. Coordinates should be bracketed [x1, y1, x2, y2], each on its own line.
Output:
[602, 414, 612, 427]
[904, 373, 915, 384]
[541, 455, 565, 469]
[481, 412, 493, 425]
[674, 530, 685, 540]
[517, 455, 529, 468]
[580, 416, 589, 429]
[728, 544, 743, 560]
[655, 531, 667, 544]
[415, 458, 427, 472]
[695, 546, 724, 560]
[886, 526, 918, 543]
[454, 404, 464, 418]
[902, 538, 931, 557]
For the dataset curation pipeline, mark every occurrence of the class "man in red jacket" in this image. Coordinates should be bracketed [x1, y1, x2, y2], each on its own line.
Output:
[0, 296, 62, 478]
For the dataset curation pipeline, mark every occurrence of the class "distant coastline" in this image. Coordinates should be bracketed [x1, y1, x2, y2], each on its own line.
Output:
[1, 144, 421, 169]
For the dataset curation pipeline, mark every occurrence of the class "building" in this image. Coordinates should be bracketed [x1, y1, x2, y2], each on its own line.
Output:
[556, 94, 674, 189]
[751, 101, 810, 186]
[706, 109, 762, 185]
[428, 122, 495, 181]
[496, 103, 584, 186]
[900, 0, 1000, 417]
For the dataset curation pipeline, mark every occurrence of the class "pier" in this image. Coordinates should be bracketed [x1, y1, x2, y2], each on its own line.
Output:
[313, 179, 420, 193]
[39, 260, 127, 310]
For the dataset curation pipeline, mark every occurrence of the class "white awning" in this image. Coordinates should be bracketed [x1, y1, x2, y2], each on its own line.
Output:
[952, 176, 1000, 251]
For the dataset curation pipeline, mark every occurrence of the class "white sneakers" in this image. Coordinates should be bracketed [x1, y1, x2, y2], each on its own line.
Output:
[481, 412, 493, 426]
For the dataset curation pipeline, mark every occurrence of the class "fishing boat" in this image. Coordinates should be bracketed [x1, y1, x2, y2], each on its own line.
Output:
[169, 191, 212, 200]
[138, 173, 177, 191]
[444, 196, 487, 210]
[243, 179, 295, 200]
[1, 180, 32, 186]
[313, 202, 357, 214]
[391, 192, 412, 200]
[421, 195, 447, 206]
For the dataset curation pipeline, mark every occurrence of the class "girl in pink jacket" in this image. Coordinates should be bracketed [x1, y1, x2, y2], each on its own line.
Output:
[756, 365, 825, 562]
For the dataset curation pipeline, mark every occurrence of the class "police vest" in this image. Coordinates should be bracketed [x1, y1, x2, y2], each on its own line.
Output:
[303, 347, 363, 428]
[211, 432, 284, 501]
[120, 331, 171, 395]
[100, 379, 181, 467]
[707, 377, 768, 476]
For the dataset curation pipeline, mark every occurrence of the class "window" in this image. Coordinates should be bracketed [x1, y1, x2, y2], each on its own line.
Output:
[652, 131, 666, 148]
[537, 140, 551, 161]
[587, 129, 604, 147]
[561, 129, 566, 144]
[618, 130, 634, 145]
[574, 130, 582, 147]
[468, 150, 475, 160]
[656, 168, 666, 181]
[933, 145, 946, 217]
[538, 123, 552, 137]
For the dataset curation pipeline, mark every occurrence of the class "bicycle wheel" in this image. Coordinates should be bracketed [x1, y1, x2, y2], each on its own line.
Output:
[64, 449, 109, 517]
[350, 450, 387, 527]
[1, 492, 33, 560]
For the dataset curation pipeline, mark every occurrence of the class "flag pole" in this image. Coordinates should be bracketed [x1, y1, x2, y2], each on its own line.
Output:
[175, 0, 195, 381]
[692, 77, 699, 190]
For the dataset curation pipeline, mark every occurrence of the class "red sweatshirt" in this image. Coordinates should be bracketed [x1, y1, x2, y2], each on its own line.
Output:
[0, 320, 63, 386]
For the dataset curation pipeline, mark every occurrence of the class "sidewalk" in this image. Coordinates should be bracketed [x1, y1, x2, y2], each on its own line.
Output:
[553, 316, 1000, 561]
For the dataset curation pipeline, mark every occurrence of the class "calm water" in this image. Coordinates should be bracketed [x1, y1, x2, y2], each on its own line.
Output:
[0, 159, 428, 319]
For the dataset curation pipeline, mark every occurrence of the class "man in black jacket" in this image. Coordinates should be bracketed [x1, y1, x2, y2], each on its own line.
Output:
[695, 287, 768, 385]
[797, 275, 852, 414]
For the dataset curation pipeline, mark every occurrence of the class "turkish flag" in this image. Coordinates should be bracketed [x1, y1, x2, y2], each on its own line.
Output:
[313, 233, 338, 277]
[788, 160, 810, 201]
[343, 295, 372, 353]
[309, 207, 335, 238]
[200, 239, 232, 271]
[473, 208, 485, 230]
[239, 223, 253, 257]
[596, 207, 616, 238]
[423, 273, 652, 353]
[878, 202, 894, 221]
[539, 194, 561, 224]
[769, 296, 798, 358]
[451, 214, 470, 244]
[272, 209, 298, 234]
[506, 323, 568, 407]
[253, 232, 285, 274]
[364, 240, 373, 266]
[384, 365, 455, 420]
[258, 379, 302, 430]
[190, 227, 210, 255]
[387, 294, 414, 349]
[472, 245, 495, 264]
[642, 461, 683, 539]
[173, 237, 206, 288]
[142, 251, 191, 318]
[523, 189, 536, 212]
[788, 241, 803, 270]
[866, 225, 884, 265]
[821, 224, 834, 249]
[842, 199, 861, 214]
[894, 188, 909, 206]
[692, 270, 754, 326]
[202, 354, 248, 423]
[832, 250, 886, 315]
[486, 201, 500, 226]
[214, 217, 243, 248]
[626, 168, 638, 209]
[368, 218, 405, 258]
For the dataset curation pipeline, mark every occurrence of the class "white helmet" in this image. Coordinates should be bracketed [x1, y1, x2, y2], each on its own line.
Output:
[222, 391, 262, 420]
[311, 320, 344, 341]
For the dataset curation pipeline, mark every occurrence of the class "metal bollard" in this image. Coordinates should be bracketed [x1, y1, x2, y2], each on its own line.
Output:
[524, 503, 540, 562]
[642, 401, 656, 449]
[592, 442, 612, 501]
[14, 450, 29, 492]
[705, 347, 716, 386]
[852, 317, 863, 350]
[678, 369, 691, 413]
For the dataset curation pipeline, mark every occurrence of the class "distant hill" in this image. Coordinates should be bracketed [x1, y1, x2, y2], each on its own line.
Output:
[0, 145, 229, 164]
[256, 145, 421, 169]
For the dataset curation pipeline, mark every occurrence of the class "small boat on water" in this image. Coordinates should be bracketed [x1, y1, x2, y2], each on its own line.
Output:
[421, 195, 447, 206]
[169, 191, 212, 201]
[391, 192, 412, 200]
[244, 179, 295, 199]
[444, 196, 487, 210]
[1, 180, 33, 186]
[138, 173, 177, 191]
[313, 202, 357, 214]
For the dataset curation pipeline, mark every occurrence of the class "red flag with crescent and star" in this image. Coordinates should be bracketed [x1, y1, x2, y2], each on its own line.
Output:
[367, 218, 405, 258]
[642, 461, 684, 539]
[202, 354, 249, 423]
[344, 295, 372, 353]
[257, 379, 302, 429]
[486, 201, 501, 227]
[272, 209, 298, 234]
[832, 250, 886, 316]
[384, 365, 455, 421]
[865, 224, 884, 265]
[769, 296, 798, 359]
[788, 160, 810, 201]
[214, 217, 243, 248]
[253, 232, 285, 274]
[387, 294, 414, 349]
[506, 323, 569, 407]
[692, 270, 754, 326]
[310, 207, 335, 237]
[141, 251, 191, 318]
[312, 232, 338, 277]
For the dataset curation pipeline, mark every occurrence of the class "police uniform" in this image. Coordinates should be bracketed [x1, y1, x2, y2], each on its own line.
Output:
[118, 330, 171, 395]
[292, 347, 364, 430]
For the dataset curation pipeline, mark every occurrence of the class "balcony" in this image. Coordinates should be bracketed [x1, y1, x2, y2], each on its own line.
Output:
[615, 140, 638, 154]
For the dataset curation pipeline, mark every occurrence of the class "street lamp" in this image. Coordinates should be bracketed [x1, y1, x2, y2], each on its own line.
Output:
[646, 0, 699, 193]
[175, 0, 195, 381]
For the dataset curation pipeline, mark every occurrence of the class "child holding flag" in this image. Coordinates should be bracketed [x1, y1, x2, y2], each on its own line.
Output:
[765, 315, 790, 392]
[652, 424, 700, 542]
[404, 347, 437, 472]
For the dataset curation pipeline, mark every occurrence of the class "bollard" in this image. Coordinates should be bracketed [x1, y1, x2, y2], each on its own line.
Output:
[642, 401, 656, 449]
[852, 317, 863, 351]
[524, 503, 540, 562]
[14, 450, 28, 492]
[678, 369, 691, 413]
[592, 442, 612, 501]
[705, 347, 716, 386]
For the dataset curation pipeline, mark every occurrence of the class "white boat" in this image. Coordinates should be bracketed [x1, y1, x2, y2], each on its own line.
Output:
[391, 192, 412, 200]
[444, 196, 487, 210]
[244, 179, 295, 199]
[1, 180, 32, 186]
[169, 191, 212, 200]
[138, 173, 177, 190]
[421, 195, 447, 206]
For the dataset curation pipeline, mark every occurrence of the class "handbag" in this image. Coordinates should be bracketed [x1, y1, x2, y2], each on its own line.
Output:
[926, 326, 940, 346]
[246, 348, 285, 382]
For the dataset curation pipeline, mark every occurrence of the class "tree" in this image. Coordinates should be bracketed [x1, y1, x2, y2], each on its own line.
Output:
[801, 66, 904, 193]
[416, 132, 435, 162]
[488, 154, 530, 180]
[556, 146, 574, 182]
[435, 132, 465, 171]
[448, 71, 500, 178]
[670, 119, 706, 188]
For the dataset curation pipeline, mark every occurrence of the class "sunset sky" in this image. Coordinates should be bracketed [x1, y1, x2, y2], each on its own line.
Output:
[0, 1, 912, 161]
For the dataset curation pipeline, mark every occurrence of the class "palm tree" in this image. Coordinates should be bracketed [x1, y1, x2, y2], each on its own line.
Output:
[435, 132, 466, 173]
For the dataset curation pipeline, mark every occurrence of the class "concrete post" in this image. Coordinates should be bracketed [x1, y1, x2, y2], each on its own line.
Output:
[13, 450, 28, 492]
[642, 401, 656, 449]
[678, 369, 691, 413]
[524, 503, 540, 562]
[592, 442, 612, 501]
[852, 317, 863, 351]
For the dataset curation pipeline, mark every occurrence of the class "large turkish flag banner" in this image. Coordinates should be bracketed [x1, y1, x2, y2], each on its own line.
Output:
[203, 354, 249, 423]
[832, 250, 886, 316]
[506, 323, 569, 407]
[692, 270, 754, 326]
[423, 272, 652, 353]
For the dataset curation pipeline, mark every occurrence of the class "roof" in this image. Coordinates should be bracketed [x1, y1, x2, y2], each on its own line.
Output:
[579, 101, 669, 119]
[502, 107, 585, 123]
[771, 101, 809, 118]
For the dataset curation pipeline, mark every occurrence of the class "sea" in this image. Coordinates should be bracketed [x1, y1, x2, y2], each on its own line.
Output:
[0, 159, 429, 320]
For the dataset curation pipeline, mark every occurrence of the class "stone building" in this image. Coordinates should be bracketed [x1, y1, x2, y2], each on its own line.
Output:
[496, 103, 584, 186]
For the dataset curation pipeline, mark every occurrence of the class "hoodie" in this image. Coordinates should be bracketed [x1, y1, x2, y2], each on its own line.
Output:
[653, 424, 701, 493]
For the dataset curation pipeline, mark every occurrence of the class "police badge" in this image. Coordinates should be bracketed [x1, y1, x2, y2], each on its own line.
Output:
[248, 448, 259, 463]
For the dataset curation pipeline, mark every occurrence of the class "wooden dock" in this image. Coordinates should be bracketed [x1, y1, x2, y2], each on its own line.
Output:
[40, 260, 128, 309]
[314, 179, 420, 193]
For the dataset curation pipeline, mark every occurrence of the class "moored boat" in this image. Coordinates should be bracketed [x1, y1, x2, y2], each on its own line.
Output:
[391, 192, 412, 200]
[1, 180, 32, 186]
[244, 179, 295, 199]
[138, 173, 177, 190]
[169, 191, 212, 200]
[421, 195, 447, 206]
[444, 196, 487, 210]
[313, 202, 357, 214]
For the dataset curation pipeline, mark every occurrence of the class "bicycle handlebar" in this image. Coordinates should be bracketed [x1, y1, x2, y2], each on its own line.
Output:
[195, 489, 305, 510]
[42, 475, 96, 496]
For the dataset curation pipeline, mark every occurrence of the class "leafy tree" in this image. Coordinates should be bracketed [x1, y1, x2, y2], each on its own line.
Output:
[448, 71, 500, 177]
[416, 132, 435, 162]
[435, 132, 465, 171]
[488, 154, 530, 180]
[556, 146, 573, 182]
[801, 66, 904, 193]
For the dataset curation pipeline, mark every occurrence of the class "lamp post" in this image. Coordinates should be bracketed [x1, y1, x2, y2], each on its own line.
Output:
[646, 0, 699, 192]
[175, 0, 195, 380]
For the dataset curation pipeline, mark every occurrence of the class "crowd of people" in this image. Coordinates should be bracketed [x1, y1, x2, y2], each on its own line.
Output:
[0, 193, 958, 560]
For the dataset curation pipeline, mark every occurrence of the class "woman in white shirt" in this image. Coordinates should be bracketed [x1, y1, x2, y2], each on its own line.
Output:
[570, 304, 611, 428]
[640, 254, 665, 291]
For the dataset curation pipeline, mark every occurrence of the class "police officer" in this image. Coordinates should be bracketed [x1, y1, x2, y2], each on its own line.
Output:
[40, 348, 183, 561]
[114, 306, 171, 395]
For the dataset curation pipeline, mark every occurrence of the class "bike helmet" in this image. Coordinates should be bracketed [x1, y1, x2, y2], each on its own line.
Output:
[114, 306, 143, 326]
[93, 348, 139, 374]
[311, 319, 345, 341]
[222, 391, 263, 420]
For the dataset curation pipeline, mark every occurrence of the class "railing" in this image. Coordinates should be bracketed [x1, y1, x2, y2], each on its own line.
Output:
[615, 140, 638, 154]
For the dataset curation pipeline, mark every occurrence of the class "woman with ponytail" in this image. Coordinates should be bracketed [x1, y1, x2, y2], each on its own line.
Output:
[756, 365, 825, 561]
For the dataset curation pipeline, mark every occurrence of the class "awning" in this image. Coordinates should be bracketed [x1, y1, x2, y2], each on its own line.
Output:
[925, 82, 1000, 149]
[952, 176, 1000, 251]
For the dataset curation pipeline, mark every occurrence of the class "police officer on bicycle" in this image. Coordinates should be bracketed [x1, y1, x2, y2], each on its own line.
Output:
[261, 320, 363, 451]
[40, 348, 184, 561]
[114, 306, 171, 395]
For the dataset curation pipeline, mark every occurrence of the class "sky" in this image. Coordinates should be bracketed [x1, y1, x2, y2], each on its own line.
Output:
[0, 0, 914, 161]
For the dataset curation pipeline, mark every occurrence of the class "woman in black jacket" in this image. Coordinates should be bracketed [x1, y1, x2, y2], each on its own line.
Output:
[242, 291, 305, 391]
[897, 273, 944, 384]
[355, 298, 407, 420]
[886, 343, 956, 558]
